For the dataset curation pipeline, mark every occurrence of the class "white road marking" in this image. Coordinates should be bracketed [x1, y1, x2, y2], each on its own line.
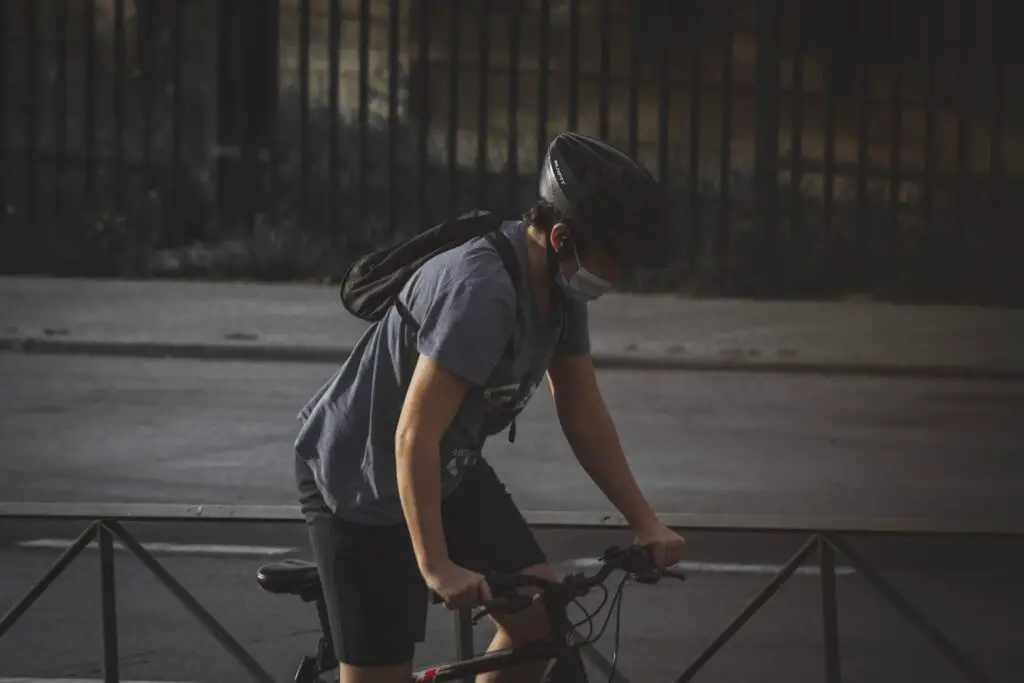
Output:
[17, 538, 296, 558]
[557, 558, 856, 577]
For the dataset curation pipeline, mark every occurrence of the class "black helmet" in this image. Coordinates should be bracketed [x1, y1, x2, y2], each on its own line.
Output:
[538, 132, 671, 268]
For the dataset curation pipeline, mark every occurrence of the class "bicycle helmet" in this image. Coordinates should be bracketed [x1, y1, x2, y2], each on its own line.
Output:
[538, 132, 671, 268]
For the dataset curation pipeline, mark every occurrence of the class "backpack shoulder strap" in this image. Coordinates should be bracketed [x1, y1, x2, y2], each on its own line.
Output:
[484, 231, 521, 294]
[484, 230, 524, 365]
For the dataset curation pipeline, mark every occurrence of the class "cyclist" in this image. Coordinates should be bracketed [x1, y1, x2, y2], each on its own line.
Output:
[294, 132, 686, 683]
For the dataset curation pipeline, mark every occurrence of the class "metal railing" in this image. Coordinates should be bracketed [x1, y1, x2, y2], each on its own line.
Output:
[1, 0, 1021, 302]
[1, 502, 1016, 683]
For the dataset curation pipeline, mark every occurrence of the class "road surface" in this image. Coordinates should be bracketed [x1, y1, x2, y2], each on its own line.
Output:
[1, 354, 1022, 522]
[1, 353, 1022, 681]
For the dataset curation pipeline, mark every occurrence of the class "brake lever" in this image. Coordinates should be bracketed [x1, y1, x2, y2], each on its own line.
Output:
[473, 593, 534, 623]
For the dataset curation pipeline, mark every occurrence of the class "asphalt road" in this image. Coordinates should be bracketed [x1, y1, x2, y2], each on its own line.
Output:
[1, 352, 1023, 681]
[1, 353, 1023, 521]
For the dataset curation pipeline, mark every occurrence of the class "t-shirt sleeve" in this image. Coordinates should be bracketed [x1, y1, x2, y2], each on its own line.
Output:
[556, 299, 591, 356]
[415, 276, 516, 386]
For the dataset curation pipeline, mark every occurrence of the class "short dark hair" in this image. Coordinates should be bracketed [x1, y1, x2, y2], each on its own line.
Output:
[522, 200, 590, 256]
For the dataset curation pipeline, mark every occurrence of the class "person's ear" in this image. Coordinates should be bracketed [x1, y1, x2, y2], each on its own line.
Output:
[549, 223, 571, 253]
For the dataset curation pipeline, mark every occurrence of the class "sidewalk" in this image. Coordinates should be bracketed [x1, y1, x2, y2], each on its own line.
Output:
[2, 276, 1023, 378]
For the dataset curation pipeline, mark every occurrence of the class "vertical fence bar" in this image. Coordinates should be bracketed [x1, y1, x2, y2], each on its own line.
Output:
[507, 0, 520, 214]
[628, 5, 640, 159]
[416, 1, 430, 226]
[687, 0, 702, 271]
[657, 0, 670, 192]
[358, 0, 371, 229]
[567, 0, 579, 132]
[266, 0, 280, 230]
[887, 3, 903, 243]
[855, 0, 871, 244]
[214, 0, 233, 239]
[24, 0, 38, 236]
[789, 0, 806, 290]
[819, 536, 841, 683]
[54, 0, 68, 228]
[140, 0, 153, 189]
[298, 0, 310, 235]
[388, 0, 400, 234]
[476, 0, 490, 206]
[328, 0, 341, 242]
[447, 0, 461, 219]
[99, 524, 119, 683]
[988, 0, 1004, 214]
[170, 0, 184, 239]
[822, 0, 837, 238]
[955, 0, 971, 241]
[140, 0, 154, 190]
[536, 0, 550, 173]
[599, 0, 611, 141]
[987, 1, 1004, 186]
[755, 0, 781, 296]
[84, 0, 97, 201]
[718, 0, 734, 284]
[0, 1, 5, 215]
[113, 0, 126, 212]
[923, 1, 937, 236]
[240, 2, 256, 238]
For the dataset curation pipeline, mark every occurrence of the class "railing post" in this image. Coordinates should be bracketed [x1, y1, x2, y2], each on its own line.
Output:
[99, 523, 120, 683]
[103, 521, 275, 683]
[455, 607, 475, 683]
[825, 534, 995, 683]
[674, 533, 820, 683]
[0, 521, 99, 639]
[819, 536, 841, 683]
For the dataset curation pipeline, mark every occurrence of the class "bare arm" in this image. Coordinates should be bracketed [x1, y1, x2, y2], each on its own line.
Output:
[546, 353, 659, 530]
[395, 353, 471, 574]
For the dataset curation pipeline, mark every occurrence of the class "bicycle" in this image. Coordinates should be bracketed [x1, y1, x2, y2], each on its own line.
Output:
[256, 544, 687, 683]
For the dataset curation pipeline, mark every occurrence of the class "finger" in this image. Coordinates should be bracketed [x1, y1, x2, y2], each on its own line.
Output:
[651, 543, 667, 569]
[478, 576, 493, 604]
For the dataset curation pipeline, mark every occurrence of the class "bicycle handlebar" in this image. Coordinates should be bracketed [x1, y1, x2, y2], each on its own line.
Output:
[478, 544, 686, 617]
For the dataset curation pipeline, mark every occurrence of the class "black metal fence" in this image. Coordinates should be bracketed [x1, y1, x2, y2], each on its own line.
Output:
[1, 503, 1018, 682]
[1, 0, 1021, 302]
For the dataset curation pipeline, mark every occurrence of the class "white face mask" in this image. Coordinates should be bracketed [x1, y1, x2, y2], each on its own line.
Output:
[555, 243, 613, 302]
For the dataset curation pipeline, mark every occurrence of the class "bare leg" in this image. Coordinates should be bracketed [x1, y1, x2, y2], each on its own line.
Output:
[476, 563, 557, 683]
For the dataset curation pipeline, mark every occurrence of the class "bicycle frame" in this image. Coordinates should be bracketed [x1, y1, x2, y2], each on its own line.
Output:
[413, 595, 590, 683]
[412, 639, 566, 682]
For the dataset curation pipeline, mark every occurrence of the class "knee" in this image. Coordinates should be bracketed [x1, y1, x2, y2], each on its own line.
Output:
[492, 564, 557, 646]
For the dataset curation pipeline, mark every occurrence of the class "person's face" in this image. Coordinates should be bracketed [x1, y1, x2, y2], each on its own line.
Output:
[549, 222, 622, 285]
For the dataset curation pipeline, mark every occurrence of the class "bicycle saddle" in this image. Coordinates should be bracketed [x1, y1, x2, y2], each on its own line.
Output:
[256, 558, 321, 596]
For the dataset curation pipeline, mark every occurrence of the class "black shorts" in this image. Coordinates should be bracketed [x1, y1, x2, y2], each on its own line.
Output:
[295, 452, 548, 667]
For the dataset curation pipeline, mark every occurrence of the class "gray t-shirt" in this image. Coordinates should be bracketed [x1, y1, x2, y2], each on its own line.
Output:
[294, 219, 590, 525]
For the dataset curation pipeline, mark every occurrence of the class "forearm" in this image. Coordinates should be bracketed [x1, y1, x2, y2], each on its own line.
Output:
[560, 400, 658, 530]
[396, 435, 449, 574]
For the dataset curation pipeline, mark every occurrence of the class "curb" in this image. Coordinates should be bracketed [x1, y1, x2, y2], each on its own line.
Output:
[3, 336, 1023, 381]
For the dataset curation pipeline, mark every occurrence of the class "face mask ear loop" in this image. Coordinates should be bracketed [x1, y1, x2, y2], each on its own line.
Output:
[547, 233, 566, 307]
